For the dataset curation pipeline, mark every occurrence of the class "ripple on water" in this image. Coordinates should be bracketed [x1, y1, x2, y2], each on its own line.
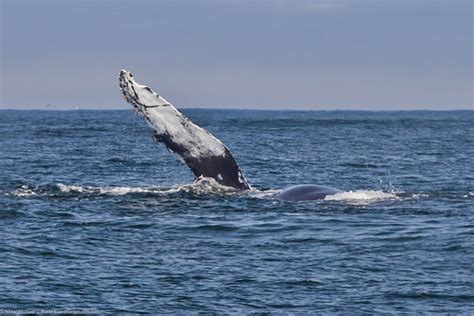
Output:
[1, 110, 473, 313]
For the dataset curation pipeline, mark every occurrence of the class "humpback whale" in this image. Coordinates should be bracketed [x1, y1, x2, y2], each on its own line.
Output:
[119, 70, 340, 201]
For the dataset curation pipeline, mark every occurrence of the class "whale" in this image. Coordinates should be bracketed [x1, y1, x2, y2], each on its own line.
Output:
[119, 69, 340, 201]
[278, 184, 342, 202]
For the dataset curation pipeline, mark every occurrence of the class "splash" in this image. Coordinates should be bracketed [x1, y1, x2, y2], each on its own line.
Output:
[324, 190, 398, 204]
[247, 188, 281, 199]
[55, 180, 231, 196]
[7, 185, 37, 197]
[56, 183, 162, 195]
[7, 181, 404, 204]
[12, 177, 240, 198]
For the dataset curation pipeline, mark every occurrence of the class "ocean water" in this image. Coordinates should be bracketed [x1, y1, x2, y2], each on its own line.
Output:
[0, 109, 473, 313]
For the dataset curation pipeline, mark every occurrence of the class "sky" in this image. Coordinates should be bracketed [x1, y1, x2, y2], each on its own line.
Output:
[0, 0, 472, 110]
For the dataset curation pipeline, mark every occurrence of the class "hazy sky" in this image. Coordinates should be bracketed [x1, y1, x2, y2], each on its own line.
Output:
[1, 0, 472, 110]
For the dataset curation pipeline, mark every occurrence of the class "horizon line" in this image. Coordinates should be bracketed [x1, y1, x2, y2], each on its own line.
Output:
[0, 107, 473, 112]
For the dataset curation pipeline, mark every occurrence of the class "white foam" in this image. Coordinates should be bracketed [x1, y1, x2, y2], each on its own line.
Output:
[56, 177, 237, 197]
[410, 193, 429, 199]
[57, 183, 166, 195]
[8, 182, 406, 204]
[247, 188, 281, 199]
[181, 177, 239, 195]
[324, 190, 398, 204]
[99, 186, 154, 195]
[57, 183, 85, 193]
[8, 185, 37, 197]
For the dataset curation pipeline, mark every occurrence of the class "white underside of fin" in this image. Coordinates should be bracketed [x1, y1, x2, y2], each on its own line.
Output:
[119, 70, 227, 159]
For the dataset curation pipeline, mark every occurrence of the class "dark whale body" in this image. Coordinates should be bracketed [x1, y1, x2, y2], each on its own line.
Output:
[119, 70, 340, 201]
[278, 184, 342, 202]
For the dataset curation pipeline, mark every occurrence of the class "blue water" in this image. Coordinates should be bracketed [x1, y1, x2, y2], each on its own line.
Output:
[1, 109, 473, 313]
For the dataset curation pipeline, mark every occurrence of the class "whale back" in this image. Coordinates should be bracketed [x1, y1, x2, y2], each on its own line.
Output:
[278, 184, 341, 201]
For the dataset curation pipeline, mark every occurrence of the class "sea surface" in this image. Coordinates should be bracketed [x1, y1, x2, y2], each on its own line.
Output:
[0, 109, 473, 314]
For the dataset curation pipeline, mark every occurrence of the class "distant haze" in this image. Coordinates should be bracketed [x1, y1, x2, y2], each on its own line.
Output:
[1, 0, 472, 110]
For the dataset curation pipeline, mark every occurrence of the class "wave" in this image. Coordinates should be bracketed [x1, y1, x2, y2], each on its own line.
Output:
[5, 181, 425, 205]
[57, 177, 239, 196]
[6, 178, 244, 199]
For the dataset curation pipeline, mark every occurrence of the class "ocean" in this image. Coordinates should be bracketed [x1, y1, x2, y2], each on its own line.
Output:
[1, 109, 473, 313]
